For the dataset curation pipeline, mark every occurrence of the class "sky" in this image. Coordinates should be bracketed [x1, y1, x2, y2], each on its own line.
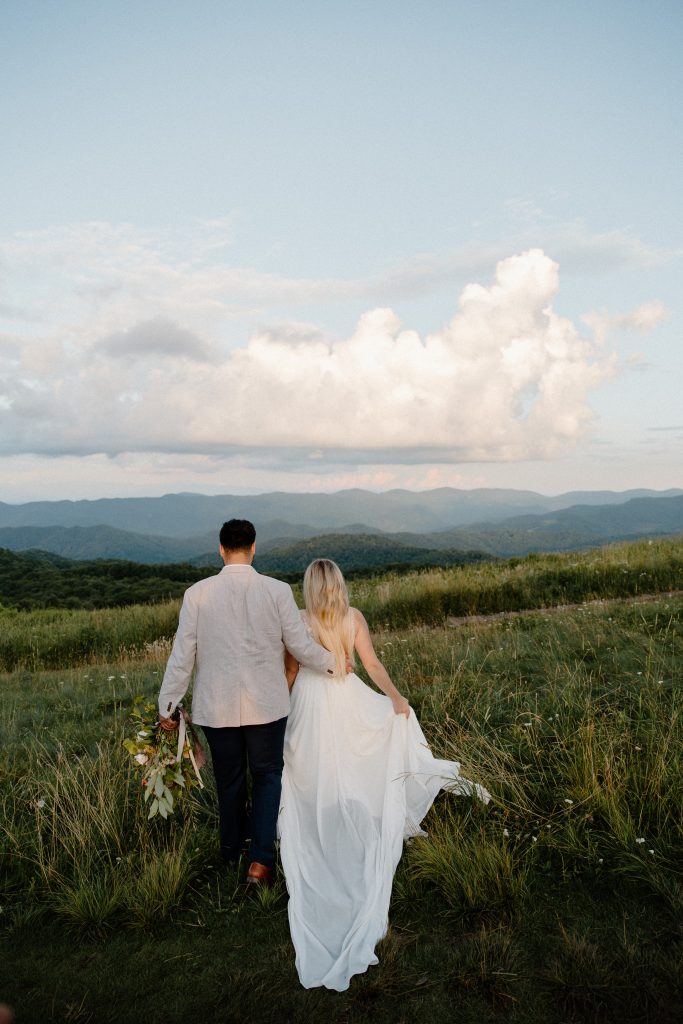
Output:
[1, 0, 681, 503]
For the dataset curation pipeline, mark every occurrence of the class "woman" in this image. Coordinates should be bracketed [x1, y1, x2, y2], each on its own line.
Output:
[279, 559, 490, 992]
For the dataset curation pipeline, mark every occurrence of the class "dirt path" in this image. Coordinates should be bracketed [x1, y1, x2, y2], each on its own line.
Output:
[447, 590, 683, 628]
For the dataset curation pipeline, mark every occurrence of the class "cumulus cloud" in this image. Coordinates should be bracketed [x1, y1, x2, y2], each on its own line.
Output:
[0, 249, 623, 462]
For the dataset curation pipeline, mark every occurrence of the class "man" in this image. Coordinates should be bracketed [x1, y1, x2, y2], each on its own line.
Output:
[158, 518, 336, 886]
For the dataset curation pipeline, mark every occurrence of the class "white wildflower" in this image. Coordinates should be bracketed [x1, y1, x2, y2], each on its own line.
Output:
[532, 836, 538, 843]
[648, 849, 654, 855]
[564, 799, 573, 805]
[502, 828, 509, 838]
[108, 675, 115, 681]
[35, 799, 46, 810]
[598, 858, 603, 864]
[635, 837, 645, 844]
[134, 753, 148, 765]
[137, 731, 149, 739]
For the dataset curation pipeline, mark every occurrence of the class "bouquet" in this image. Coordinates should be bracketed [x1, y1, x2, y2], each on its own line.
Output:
[123, 696, 206, 819]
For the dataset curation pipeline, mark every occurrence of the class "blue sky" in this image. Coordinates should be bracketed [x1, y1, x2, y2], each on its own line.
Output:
[1, 0, 681, 500]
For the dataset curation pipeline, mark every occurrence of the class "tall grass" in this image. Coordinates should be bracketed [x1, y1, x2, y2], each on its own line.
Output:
[381, 597, 683, 917]
[1, 536, 680, 672]
[2, 594, 680, 934]
[352, 535, 682, 628]
[0, 552, 681, 1022]
[0, 601, 178, 672]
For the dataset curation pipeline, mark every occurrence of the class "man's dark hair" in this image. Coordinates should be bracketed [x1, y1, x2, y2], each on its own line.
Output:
[220, 519, 256, 552]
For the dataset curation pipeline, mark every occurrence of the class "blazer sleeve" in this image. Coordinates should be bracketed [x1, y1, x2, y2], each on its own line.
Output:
[158, 587, 199, 717]
[277, 586, 336, 675]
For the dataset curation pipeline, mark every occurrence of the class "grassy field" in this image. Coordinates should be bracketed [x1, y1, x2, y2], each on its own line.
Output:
[1, 542, 682, 1023]
[1, 535, 680, 672]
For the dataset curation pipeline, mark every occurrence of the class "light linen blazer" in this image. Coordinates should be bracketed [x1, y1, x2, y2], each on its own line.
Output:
[158, 564, 335, 727]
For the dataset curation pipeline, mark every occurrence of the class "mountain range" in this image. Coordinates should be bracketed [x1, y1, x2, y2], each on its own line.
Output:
[1, 487, 680, 537]
[0, 489, 681, 568]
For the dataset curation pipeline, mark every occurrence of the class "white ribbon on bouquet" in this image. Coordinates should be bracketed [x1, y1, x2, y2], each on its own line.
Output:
[174, 707, 205, 788]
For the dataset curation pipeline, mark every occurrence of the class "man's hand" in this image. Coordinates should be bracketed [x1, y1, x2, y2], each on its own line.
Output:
[158, 714, 179, 732]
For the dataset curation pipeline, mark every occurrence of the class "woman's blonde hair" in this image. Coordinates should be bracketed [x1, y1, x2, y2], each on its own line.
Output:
[303, 559, 355, 678]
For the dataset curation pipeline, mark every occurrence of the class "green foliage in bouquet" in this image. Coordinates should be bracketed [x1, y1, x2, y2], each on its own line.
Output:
[123, 696, 203, 819]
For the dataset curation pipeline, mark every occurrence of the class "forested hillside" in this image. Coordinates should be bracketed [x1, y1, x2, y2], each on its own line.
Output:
[0, 548, 217, 610]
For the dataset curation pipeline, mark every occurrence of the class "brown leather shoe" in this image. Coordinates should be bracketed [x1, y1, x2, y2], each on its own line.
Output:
[245, 861, 272, 887]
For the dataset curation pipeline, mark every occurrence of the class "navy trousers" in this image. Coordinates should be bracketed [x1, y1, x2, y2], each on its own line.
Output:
[202, 716, 287, 868]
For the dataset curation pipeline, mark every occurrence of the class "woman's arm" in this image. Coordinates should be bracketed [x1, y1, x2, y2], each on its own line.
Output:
[284, 649, 300, 690]
[352, 608, 410, 717]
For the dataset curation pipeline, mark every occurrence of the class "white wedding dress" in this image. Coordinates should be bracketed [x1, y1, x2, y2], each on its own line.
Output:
[278, 662, 491, 992]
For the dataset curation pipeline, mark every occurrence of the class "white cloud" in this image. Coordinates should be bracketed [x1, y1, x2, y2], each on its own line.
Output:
[0, 249, 623, 462]
[615, 301, 668, 332]
[582, 300, 668, 345]
[0, 217, 677, 338]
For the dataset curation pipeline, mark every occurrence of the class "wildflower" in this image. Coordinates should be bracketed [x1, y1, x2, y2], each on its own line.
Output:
[35, 799, 46, 810]
[502, 828, 509, 838]
[523, 722, 532, 728]
[532, 836, 538, 843]
[134, 753, 148, 765]
[108, 675, 115, 681]
[635, 837, 645, 844]
[648, 849, 654, 855]
[635, 745, 642, 751]
[598, 858, 603, 864]
[564, 799, 573, 805]
[137, 731, 149, 739]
